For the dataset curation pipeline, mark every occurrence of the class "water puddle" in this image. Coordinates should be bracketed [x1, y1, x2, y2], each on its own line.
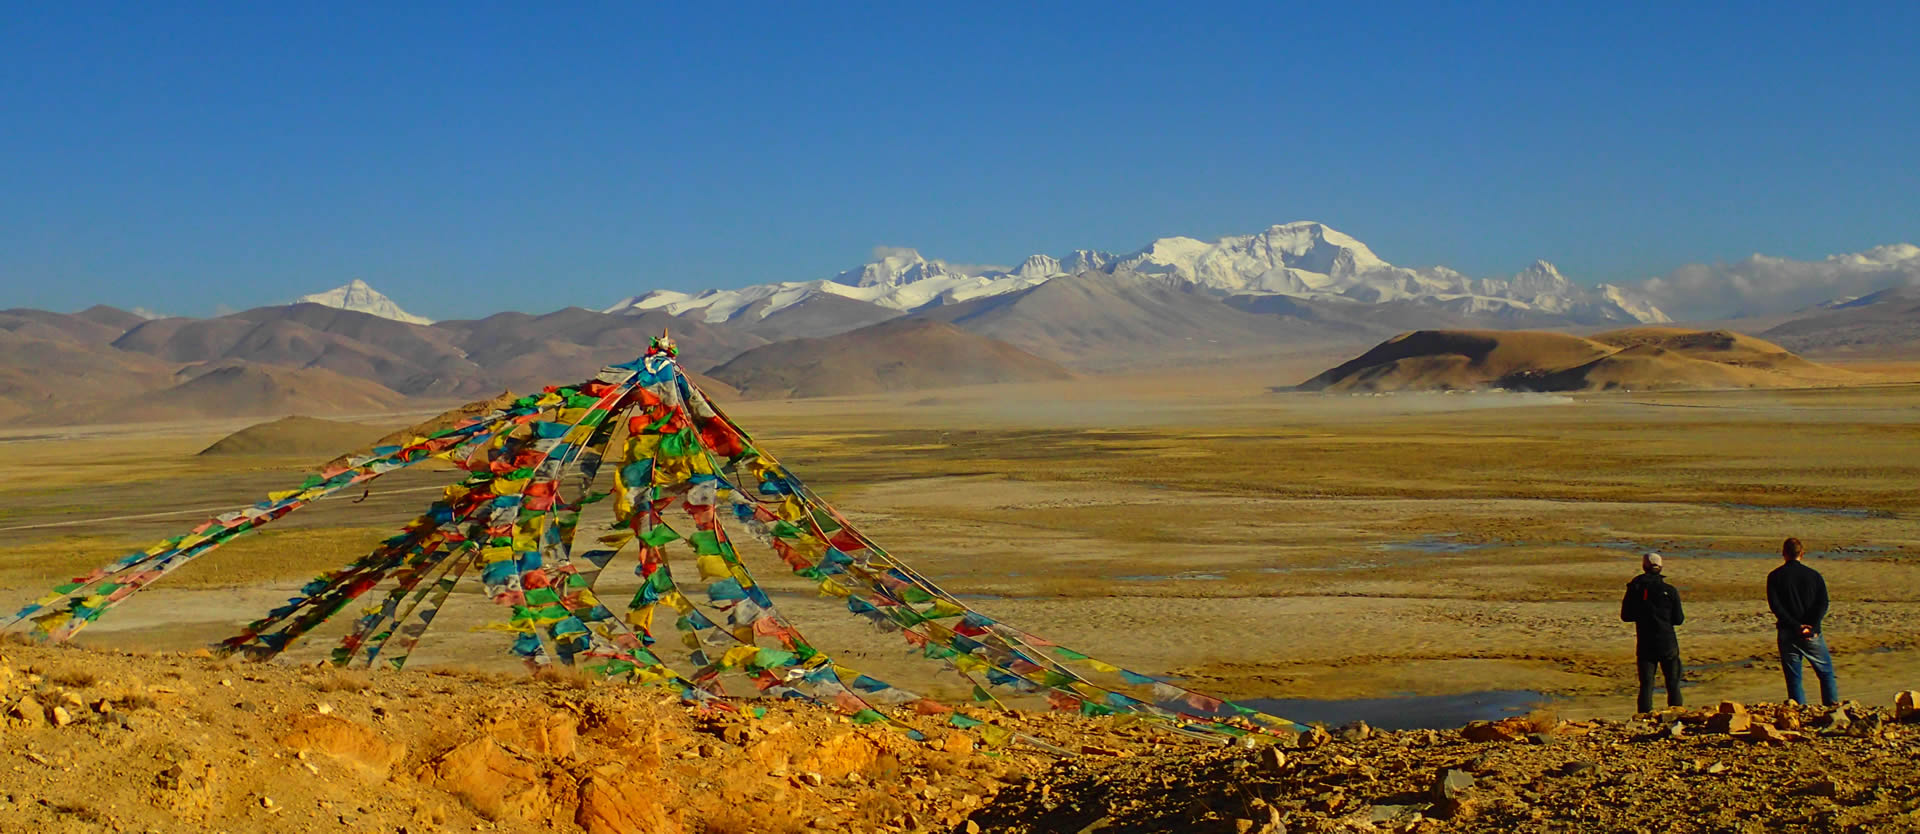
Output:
[1715, 503, 1897, 520]
[1114, 572, 1227, 582]
[1593, 540, 1892, 560]
[1240, 690, 1547, 731]
[1374, 535, 1499, 554]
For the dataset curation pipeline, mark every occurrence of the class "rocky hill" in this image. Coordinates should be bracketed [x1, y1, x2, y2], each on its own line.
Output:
[1299, 328, 1857, 393]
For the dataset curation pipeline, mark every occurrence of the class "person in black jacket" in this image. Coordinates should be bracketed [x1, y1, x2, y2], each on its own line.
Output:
[1621, 552, 1685, 713]
[1768, 537, 1839, 705]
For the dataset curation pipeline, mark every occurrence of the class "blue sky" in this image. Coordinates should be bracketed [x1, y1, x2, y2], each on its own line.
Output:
[3, 2, 1915, 319]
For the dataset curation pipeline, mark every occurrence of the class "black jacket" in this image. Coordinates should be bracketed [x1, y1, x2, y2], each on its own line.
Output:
[1621, 572, 1684, 659]
[1768, 560, 1829, 635]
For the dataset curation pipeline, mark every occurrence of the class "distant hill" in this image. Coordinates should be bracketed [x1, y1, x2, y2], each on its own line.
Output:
[706, 318, 1075, 399]
[1760, 287, 1920, 358]
[43, 362, 411, 425]
[198, 415, 389, 457]
[1299, 327, 1856, 393]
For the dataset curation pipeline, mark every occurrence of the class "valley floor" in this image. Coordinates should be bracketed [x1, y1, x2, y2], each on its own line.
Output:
[3, 360, 1919, 727]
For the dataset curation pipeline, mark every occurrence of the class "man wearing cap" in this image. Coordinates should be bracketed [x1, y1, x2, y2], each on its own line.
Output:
[1621, 552, 1686, 713]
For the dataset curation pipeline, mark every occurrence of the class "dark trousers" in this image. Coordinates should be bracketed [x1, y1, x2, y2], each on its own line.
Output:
[1636, 656, 1683, 713]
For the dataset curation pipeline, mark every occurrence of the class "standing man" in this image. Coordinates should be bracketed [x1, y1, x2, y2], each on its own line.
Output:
[1621, 552, 1685, 713]
[1768, 537, 1839, 706]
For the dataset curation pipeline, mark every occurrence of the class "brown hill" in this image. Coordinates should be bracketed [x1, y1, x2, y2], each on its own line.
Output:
[197, 415, 390, 456]
[1300, 327, 1856, 393]
[707, 318, 1076, 399]
[43, 362, 411, 425]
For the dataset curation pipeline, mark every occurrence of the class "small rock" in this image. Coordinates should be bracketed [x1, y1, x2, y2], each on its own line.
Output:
[1716, 701, 1747, 716]
[1370, 804, 1416, 823]
[1525, 732, 1555, 745]
[1256, 745, 1286, 774]
[1743, 723, 1788, 745]
[1707, 711, 1752, 734]
[1461, 721, 1521, 743]
[1707, 762, 1729, 775]
[1078, 744, 1126, 757]
[316, 703, 333, 715]
[1297, 726, 1331, 749]
[1796, 778, 1841, 798]
[1814, 709, 1851, 733]
[1308, 791, 1345, 814]
[260, 796, 276, 809]
[1433, 796, 1474, 820]
[48, 706, 73, 727]
[220, 679, 233, 688]
[1336, 721, 1373, 741]
[1557, 760, 1598, 776]
[9, 696, 43, 726]
[799, 772, 825, 787]
[1431, 768, 1475, 801]
[1892, 690, 1919, 721]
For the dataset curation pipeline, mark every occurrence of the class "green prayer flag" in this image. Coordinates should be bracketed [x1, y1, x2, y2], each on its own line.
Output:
[640, 524, 681, 547]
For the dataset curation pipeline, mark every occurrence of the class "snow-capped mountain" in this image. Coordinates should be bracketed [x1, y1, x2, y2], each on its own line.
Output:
[604, 222, 1672, 326]
[295, 279, 434, 325]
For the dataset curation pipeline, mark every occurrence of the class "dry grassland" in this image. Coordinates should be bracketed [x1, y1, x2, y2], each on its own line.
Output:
[2, 360, 1917, 721]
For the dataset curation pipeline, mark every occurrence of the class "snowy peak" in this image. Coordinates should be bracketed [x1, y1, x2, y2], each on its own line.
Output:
[605, 222, 1677, 327]
[1010, 254, 1062, 280]
[833, 248, 974, 288]
[295, 279, 434, 325]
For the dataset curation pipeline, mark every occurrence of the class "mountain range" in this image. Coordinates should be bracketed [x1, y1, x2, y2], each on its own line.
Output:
[5, 222, 1919, 422]
[604, 221, 1672, 339]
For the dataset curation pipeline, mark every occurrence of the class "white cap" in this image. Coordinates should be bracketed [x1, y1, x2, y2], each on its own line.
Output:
[1643, 552, 1663, 568]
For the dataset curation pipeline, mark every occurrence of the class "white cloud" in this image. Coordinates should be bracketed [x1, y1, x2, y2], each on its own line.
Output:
[1631, 243, 1920, 320]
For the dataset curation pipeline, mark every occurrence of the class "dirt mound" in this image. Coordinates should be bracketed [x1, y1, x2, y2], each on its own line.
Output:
[707, 318, 1077, 399]
[1300, 328, 1856, 393]
[197, 416, 390, 457]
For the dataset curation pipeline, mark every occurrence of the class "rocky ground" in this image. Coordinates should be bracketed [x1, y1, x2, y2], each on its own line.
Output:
[4, 643, 1920, 833]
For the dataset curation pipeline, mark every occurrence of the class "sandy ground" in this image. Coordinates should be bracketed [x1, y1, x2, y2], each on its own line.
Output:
[3, 359, 1918, 725]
